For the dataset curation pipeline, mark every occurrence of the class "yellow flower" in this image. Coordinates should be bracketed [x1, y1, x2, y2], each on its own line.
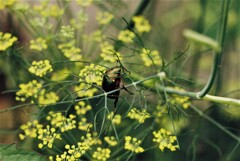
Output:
[0, 32, 17, 51]
[92, 147, 111, 161]
[152, 128, 179, 151]
[127, 108, 150, 123]
[38, 89, 59, 106]
[70, 11, 88, 30]
[92, 30, 105, 42]
[60, 114, 77, 132]
[124, 136, 144, 153]
[100, 41, 122, 62]
[74, 83, 98, 98]
[38, 125, 62, 149]
[107, 112, 121, 125]
[29, 38, 47, 51]
[74, 101, 92, 115]
[96, 11, 114, 25]
[58, 41, 82, 61]
[28, 60, 53, 77]
[79, 64, 106, 86]
[16, 80, 42, 102]
[104, 136, 118, 146]
[132, 16, 151, 33]
[51, 68, 69, 81]
[19, 120, 43, 140]
[140, 48, 162, 67]
[118, 30, 135, 43]
[34, 3, 63, 18]
[78, 117, 92, 131]
[76, 0, 93, 7]
[169, 87, 191, 109]
[0, 0, 15, 10]
[60, 25, 75, 39]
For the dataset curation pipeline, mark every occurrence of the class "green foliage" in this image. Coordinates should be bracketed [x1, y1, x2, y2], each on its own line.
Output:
[0, 144, 47, 161]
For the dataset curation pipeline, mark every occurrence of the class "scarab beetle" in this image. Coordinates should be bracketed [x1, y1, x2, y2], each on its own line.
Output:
[102, 65, 133, 109]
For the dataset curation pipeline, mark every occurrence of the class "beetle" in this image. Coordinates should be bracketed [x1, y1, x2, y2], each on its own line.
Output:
[102, 65, 133, 109]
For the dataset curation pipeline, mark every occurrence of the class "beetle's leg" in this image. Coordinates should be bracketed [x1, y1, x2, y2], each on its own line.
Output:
[122, 85, 134, 95]
[114, 97, 119, 109]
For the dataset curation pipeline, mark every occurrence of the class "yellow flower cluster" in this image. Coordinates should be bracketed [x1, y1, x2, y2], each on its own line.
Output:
[140, 48, 162, 67]
[124, 136, 144, 153]
[127, 108, 150, 123]
[107, 112, 122, 125]
[38, 89, 59, 106]
[170, 87, 191, 109]
[0, 32, 17, 51]
[19, 120, 43, 140]
[76, 0, 93, 7]
[74, 83, 98, 98]
[29, 38, 47, 51]
[57, 143, 87, 161]
[46, 112, 77, 132]
[132, 16, 151, 33]
[104, 136, 118, 146]
[96, 11, 114, 25]
[81, 132, 102, 146]
[74, 101, 92, 115]
[78, 117, 92, 131]
[28, 60, 53, 77]
[58, 41, 82, 61]
[118, 30, 135, 43]
[0, 0, 15, 10]
[16, 80, 42, 102]
[70, 11, 88, 30]
[51, 68, 69, 81]
[100, 41, 122, 63]
[38, 125, 62, 149]
[92, 147, 111, 161]
[60, 25, 75, 39]
[92, 30, 105, 42]
[52, 132, 99, 161]
[79, 64, 106, 86]
[34, 2, 63, 17]
[152, 128, 179, 151]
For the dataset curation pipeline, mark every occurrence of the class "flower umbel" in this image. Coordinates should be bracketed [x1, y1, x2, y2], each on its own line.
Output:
[38, 89, 59, 106]
[107, 112, 122, 125]
[92, 147, 111, 161]
[0, 32, 17, 51]
[104, 136, 118, 146]
[124, 136, 144, 153]
[140, 48, 162, 67]
[38, 125, 62, 149]
[28, 60, 53, 77]
[132, 16, 151, 33]
[29, 38, 47, 51]
[79, 64, 105, 86]
[118, 30, 135, 43]
[152, 128, 179, 151]
[74, 83, 98, 98]
[96, 11, 114, 25]
[16, 80, 42, 102]
[74, 101, 92, 115]
[100, 41, 122, 63]
[127, 108, 150, 123]
[19, 120, 43, 140]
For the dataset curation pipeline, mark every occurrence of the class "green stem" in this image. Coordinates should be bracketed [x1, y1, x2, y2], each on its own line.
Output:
[198, 0, 230, 98]
[190, 105, 240, 142]
[1, 73, 240, 113]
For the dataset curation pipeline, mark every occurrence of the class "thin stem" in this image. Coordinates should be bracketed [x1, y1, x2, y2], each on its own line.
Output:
[1, 73, 240, 113]
[190, 105, 240, 143]
[198, 0, 230, 98]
